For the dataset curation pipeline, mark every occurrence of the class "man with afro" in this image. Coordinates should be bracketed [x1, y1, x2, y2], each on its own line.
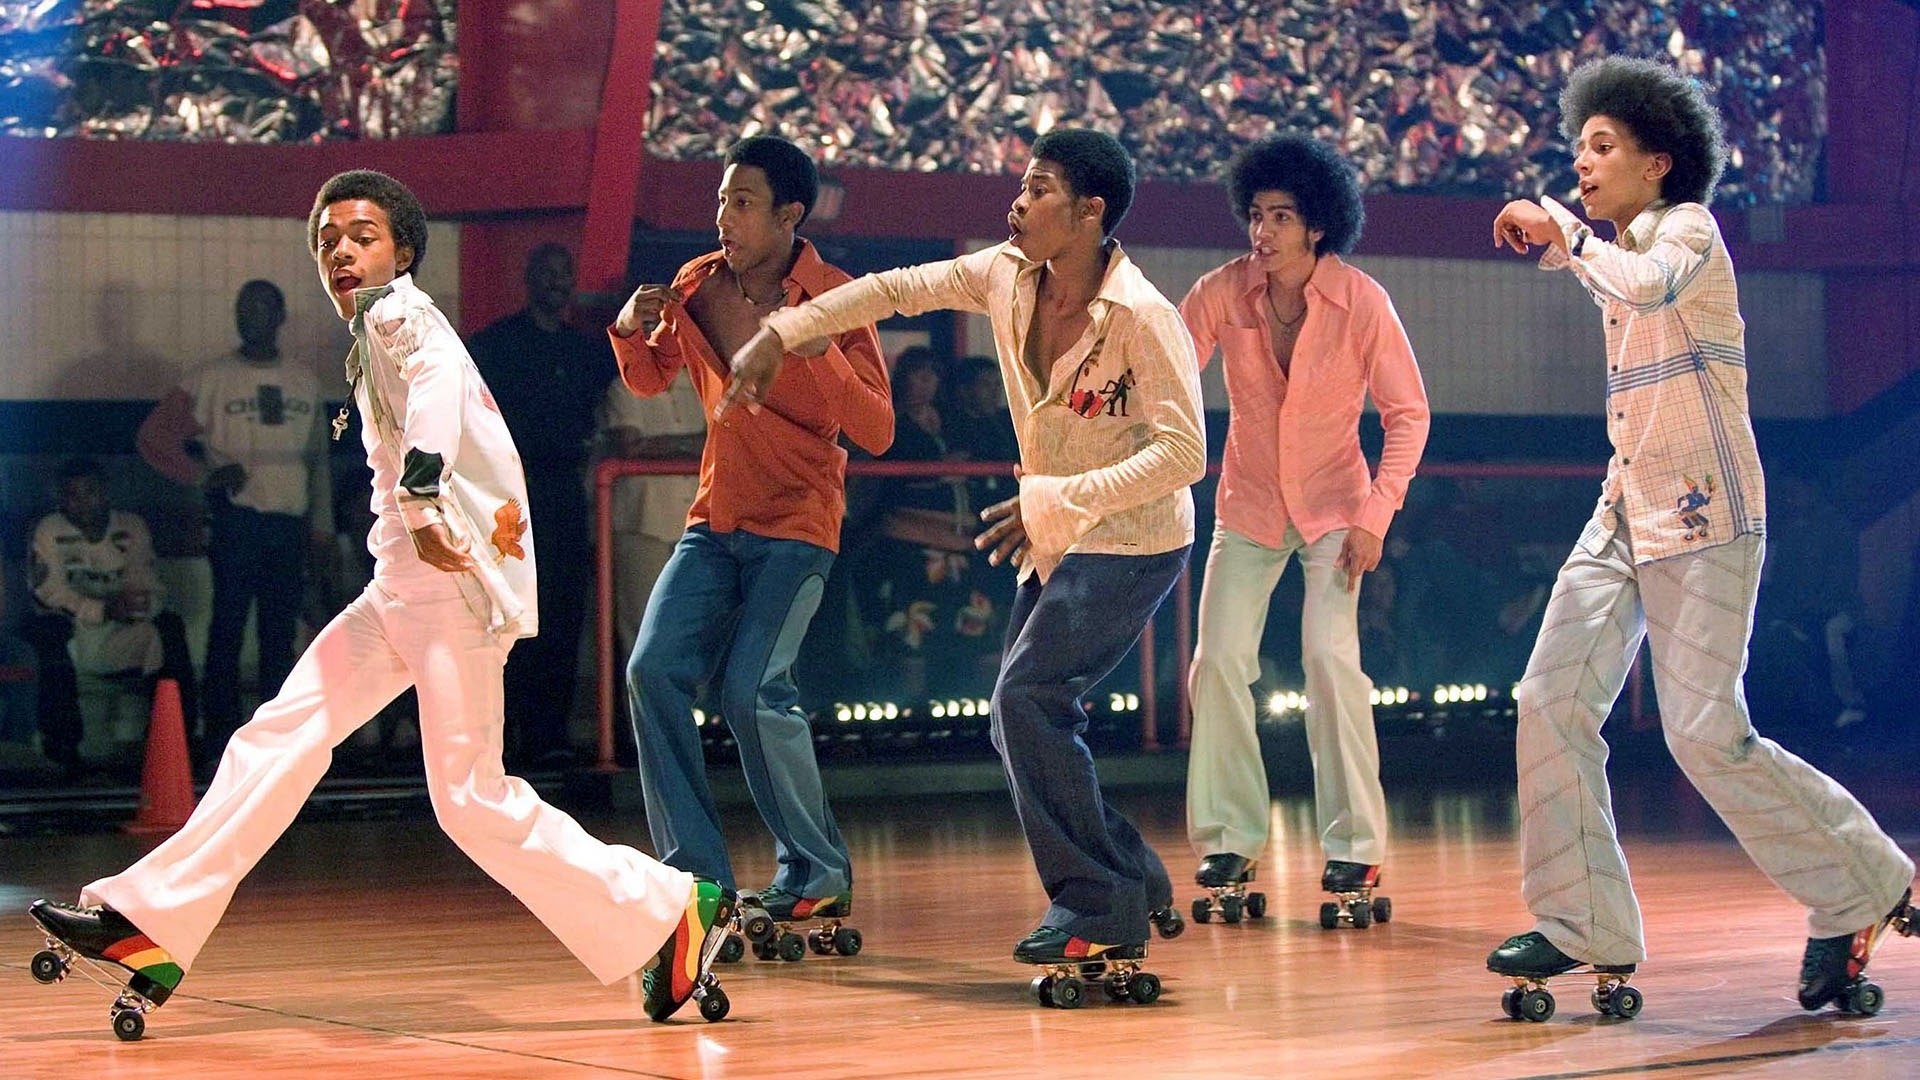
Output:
[1178, 134, 1429, 924]
[1489, 56, 1914, 1016]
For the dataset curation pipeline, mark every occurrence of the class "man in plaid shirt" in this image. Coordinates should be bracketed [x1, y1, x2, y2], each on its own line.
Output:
[1486, 56, 1914, 1014]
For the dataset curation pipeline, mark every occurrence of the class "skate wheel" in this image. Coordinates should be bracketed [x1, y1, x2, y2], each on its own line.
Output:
[742, 910, 775, 943]
[1031, 975, 1053, 1006]
[1220, 895, 1243, 924]
[718, 933, 745, 964]
[1153, 908, 1185, 939]
[1319, 902, 1340, 930]
[1502, 987, 1524, 1019]
[1350, 900, 1372, 929]
[1519, 988, 1555, 1022]
[1844, 981, 1884, 1017]
[698, 985, 730, 1022]
[1246, 892, 1267, 920]
[831, 927, 863, 956]
[776, 931, 805, 962]
[1371, 896, 1391, 924]
[112, 1008, 145, 1041]
[1127, 972, 1162, 1005]
[1607, 984, 1643, 1019]
[30, 950, 66, 984]
[807, 929, 834, 955]
[1192, 898, 1212, 924]
[750, 939, 776, 961]
[1050, 975, 1085, 1009]
[1104, 978, 1131, 1002]
[1590, 987, 1610, 1015]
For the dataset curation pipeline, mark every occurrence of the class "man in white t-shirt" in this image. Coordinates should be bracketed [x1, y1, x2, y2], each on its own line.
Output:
[27, 457, 197, 779]
[596, 375, 706, 660]
[137, 280, 333, 762]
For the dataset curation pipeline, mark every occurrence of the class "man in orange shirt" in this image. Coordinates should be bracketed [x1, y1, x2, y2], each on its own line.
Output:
[1180, 135, 1430, 922]
[608, 136, 892, 931]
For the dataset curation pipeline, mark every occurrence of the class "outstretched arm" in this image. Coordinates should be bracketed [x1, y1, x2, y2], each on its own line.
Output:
[725, 249, 999, 412]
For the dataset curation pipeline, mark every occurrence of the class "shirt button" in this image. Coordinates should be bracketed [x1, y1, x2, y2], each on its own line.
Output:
[1609, 318, 1618, 326]
[1611, 365, 1619, 372]
[1621, 457, 1631, 465]
[1615, 411, 1625, 419]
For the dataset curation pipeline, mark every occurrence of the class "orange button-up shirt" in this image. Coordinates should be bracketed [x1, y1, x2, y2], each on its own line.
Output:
[1180, 253, 1429, 548]
[607, 240, 892, 553]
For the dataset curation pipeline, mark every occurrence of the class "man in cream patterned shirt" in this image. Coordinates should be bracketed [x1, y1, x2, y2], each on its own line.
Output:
[729, 129, 1205, 972]
[1486, 56, 1913, 1016]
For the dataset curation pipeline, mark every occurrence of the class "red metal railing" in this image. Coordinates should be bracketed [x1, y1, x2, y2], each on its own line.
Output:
[592, 458, 1610, 771]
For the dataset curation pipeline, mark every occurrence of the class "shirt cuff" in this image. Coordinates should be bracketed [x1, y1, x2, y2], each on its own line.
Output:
[398, 495, 446, 532]
[1355, 495, 1398, 541]
[1539, 196, 1593, 267]
[762, 306, 831, 351]
[1019, 473, 1097, 560]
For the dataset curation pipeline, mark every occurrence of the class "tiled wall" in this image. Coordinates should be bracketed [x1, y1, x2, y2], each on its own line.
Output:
[965, 242, 1829, 418]
[0, 211, 461, 401]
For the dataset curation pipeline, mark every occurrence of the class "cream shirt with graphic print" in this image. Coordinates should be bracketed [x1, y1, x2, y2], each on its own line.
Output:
[1540, 196, 1766, 563]
[763, 240, 1206, 582]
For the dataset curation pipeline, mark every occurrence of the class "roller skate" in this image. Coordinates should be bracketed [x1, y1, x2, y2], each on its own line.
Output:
[1014, 926, 1162, 1009]
[734, 885, 860, 962]
[1190, 853, 1265, 925]
[1488, 931, 1642, 1022]
[28, 899, 183, 1041]
[1798, 888, 1917, 1016]
[641, 877, 736, 1022]
[1148, 903, 1186, 939]
[1319, 860, 1390, 929]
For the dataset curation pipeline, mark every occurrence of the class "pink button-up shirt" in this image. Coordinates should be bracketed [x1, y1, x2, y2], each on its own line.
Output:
[1179, 253, 1430, 548]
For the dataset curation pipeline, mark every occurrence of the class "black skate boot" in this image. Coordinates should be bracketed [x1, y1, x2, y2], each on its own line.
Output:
[1191, 854, 1264, 924]
[1014, 927, 1160, 1009]
[1320, 861, 1390, 929]
[1195, 853, 1253, 887]
[1798, 888, 1917, 1015]
[1487, 932, 1582, 978]
[736, 884, 859, 961]
[1487, 931, 1641, 1023]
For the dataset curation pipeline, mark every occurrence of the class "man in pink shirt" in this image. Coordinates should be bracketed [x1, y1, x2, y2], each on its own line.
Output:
[1180, 135, 1429, 925]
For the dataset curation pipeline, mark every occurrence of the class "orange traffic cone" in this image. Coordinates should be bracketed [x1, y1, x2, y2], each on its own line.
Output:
[126, 677, 197, 836]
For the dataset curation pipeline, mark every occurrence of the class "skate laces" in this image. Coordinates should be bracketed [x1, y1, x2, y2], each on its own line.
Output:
[1801, 935, 1849, 987]
[755, 884, 799, 905]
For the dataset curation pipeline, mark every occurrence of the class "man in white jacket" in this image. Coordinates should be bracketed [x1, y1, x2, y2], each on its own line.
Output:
[29, 170, 736, 1033]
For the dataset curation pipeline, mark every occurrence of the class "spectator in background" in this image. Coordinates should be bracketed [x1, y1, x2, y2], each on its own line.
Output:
[946, 352, 1021, 503]
[469, 244, 610, 768]
[865, 347, 977, 698]
[941, 352, 1022, 687]
[28, 458, 196, 780]
[1752, 471, 1870, 733]
[597, 372, 706, 683]
[138, 280, 332, 768]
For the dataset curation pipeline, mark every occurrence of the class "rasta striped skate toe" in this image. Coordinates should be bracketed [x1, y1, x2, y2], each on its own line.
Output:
[641, 878, 736, 1023]
[28, 899, 183, 1040]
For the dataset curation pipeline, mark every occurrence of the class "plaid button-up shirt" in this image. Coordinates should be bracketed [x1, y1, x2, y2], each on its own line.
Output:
[1541, 197, 1766, 564]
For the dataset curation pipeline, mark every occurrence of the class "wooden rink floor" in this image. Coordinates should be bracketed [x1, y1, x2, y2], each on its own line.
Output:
[3, 776, 1919, 1079]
